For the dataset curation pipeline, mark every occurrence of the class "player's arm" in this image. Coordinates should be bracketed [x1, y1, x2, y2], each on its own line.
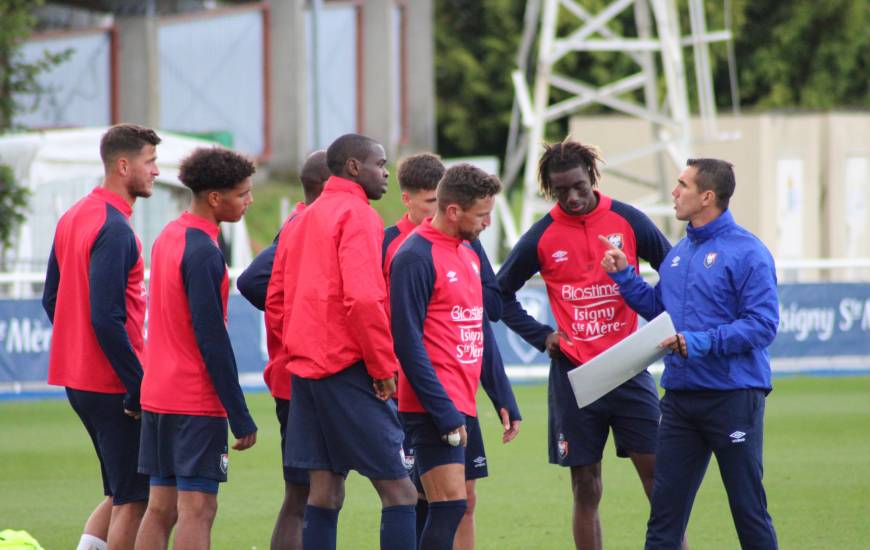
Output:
[390, 250, 465, 435]
[42, 242, 60, 323]
[479, 318, 522, 442]
[469, 239, 503, 322]
[496, 232, 554, 351]
[337, 212, 400, 382]
[264, 237, 288, 348]
[88, 224, 144, 413]
[183, 243, 257, 443]
[236, 242, 277, 311]
[600, 235, 666, 321]
[682, 248, 779, 358]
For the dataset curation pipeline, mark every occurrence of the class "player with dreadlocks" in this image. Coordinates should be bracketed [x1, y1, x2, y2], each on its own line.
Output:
[496, 138, 684, 550]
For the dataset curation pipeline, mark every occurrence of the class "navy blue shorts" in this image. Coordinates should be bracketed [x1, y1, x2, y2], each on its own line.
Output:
[401, 413, 488, 480]
[66, 388, 149, 505]
[274, 398, 310, 486]
[284, 362, 407, 480]
[150, 474, 220, 494]
[138, 412, 228, 484]
[548, 355, 660, 467]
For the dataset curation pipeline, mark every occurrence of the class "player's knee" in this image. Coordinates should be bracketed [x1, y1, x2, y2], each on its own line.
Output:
[571, 467, 603, 504]
[374, 477, 418, 507]
[146, 500, 178, 527]
[282, 483, 309, 517]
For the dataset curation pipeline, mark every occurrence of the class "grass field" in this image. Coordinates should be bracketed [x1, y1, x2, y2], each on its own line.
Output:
[2, 376, 869, 549]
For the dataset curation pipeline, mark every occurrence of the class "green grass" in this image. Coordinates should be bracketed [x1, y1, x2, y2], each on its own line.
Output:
[2, 377, 869, 549]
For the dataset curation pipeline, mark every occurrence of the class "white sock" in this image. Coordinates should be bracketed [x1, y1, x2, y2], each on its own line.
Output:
[76, 534, 108, 550]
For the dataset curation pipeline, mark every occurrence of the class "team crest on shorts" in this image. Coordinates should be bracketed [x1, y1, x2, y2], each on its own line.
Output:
[704, 252, 718, 268]
[401, 447, 415, 471]
[606, 233, 624, 250]
[557, 433, 569, 461]
[219, 453, 229, 474]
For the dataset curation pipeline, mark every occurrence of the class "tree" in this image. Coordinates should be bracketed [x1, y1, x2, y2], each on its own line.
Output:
[0, 0, 70, 252]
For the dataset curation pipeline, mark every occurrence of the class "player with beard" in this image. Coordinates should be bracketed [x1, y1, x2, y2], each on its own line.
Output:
[43, 124, 160, 550]
[390, 164, 503, 550]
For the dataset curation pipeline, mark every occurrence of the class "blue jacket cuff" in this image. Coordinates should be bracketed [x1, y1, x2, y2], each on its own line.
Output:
[608, 265, 636, 285]
[683, 331, 712, 358]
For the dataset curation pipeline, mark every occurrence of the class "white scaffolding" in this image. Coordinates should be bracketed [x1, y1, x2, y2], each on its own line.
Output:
[500, 0, 738, 248]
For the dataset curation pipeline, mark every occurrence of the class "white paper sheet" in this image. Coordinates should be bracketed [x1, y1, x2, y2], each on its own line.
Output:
[568, 312, 676, 409]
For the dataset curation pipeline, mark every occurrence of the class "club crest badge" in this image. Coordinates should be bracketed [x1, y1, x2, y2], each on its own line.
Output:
[704, 252, 718, 268]
[220, 453, 229, 474]
[606, 233, 624, 250]
[557, 433, 569, 461]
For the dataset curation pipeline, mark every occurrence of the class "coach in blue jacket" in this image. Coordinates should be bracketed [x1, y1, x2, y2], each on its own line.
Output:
[600, 158, 779, 550]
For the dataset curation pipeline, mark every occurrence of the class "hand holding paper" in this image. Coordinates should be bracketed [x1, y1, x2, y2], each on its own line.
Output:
[568, 312, 676, 409]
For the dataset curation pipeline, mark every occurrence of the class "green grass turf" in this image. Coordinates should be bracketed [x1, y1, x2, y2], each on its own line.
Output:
[2, 376, 869, 549]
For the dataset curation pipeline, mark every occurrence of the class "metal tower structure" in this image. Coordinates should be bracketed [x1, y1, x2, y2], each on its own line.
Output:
[499, 0, 739, 247]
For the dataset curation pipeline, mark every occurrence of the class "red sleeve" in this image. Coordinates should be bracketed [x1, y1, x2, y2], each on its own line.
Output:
[338, 208, 400, 380]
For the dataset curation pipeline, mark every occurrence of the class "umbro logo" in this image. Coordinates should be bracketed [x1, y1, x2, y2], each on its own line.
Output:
[446, 270, 458, 283]
[473, 456, 487, 468]
[670, 256, 681, 268]
[729, 430, 746, 443]
[552, 250, 568, 263]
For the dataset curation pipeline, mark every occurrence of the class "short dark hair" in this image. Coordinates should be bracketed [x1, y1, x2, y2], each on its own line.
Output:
[538, 138, 602, 199]
[326, 133, 379, 175]
[437, 164, 502, 211]
[397, 153, 445, 192]
[299, 150, 329, 198]
[686, 158, 735, 210]
[99, 124, 161, 166]
[178, 147, 256, 193]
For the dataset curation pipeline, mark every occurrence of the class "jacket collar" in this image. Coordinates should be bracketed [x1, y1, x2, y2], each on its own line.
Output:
[416, 218, 463, 248]
[322, 176, 369, 203]
[179, 211, 220, 240]
[396, 212, 417, 235]
[687, 208, 734, 243]
[549, 191, 612, 226]
[93, 186, 132, 218]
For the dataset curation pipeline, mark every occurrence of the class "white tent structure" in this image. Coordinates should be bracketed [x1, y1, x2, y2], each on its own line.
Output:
[0, 127, 253, 298]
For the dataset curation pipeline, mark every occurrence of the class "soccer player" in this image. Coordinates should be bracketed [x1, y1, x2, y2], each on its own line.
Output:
[42, 123, 160, 550]
[236, 150, 329, 550]
[135, 147, 258, 550]
[601, 158, 779, 549]
[390, 164, 503, 550]
[279, 134, 418, 550]
[383, 154, 521, 549]
[496, 139, 673, 550]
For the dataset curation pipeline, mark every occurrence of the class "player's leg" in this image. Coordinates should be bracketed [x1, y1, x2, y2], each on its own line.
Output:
[711, 390, 778, 550]
[645, 392, 710, 550]
[107, 502, 146, 550]
[271, 397, 309, 550]
[78, 497, 112, 549]
[453, 479, 476, 550]
[174, 480, 219, 550]
[454, 415, 487, 550]
[272, 481, 309, 550]
[134, 483, 178, 550]
[548, 356, 608, 550]
[404, 411, 469, 550]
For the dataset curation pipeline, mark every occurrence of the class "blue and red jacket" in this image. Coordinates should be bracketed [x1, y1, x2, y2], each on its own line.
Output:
[142, 212, 256, 438]
[390, 220, 486, 434]
[43, 187, 145, 411]
[236, 202, 306, 400]
[279, 176, 399, 380]
[498, 192, 671, 365]
[384, 215, 520, 422]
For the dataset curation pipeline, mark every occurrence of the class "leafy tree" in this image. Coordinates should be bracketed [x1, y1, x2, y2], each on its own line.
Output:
[0, 0, 70, 252]
[434, 0, 870, 160]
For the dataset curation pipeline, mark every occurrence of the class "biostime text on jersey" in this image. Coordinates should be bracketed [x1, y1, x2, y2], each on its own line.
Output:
[561, 282, 627, 341]
[452, 305, 484, 364]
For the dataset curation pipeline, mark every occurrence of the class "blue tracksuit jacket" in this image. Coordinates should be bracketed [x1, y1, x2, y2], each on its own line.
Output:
[608, 209, 779, 391]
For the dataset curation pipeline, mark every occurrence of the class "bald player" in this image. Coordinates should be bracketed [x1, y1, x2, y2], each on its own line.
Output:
[236, 151, 330, 550]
